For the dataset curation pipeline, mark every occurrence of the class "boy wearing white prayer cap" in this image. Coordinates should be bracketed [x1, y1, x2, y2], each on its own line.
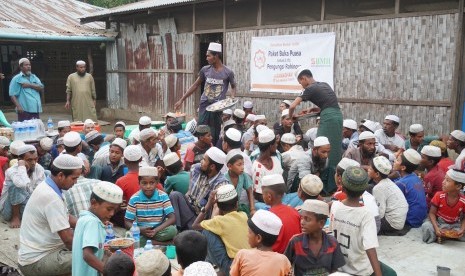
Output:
[191, 184, 250, 275]
[273, 109, 304, 153]
[125, 166, 177, 246]
[230, 210, 291, 276]
[421, 169, 465, 243]
[221, 127, 253, 177]
[18, 154, 83, 275]
[242, 100, 254, 119]
[135, 249, 170, 276]
[284, 199, 345, 275]
[420, 145, 445, 209]
[392, 149, 427, 228]
[374, 115, 405, 155]
[169, 146, 229, 231]
[72, 181, 123, 276]
[174, 41, 237, 146]
[0, 144, 45, 228]
[163, 152, 189, 195]
[36, 137, 53, 170]
[447, 129, 465, 171]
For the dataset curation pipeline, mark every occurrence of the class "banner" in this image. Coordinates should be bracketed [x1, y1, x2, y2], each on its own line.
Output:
[250, 33, 335, 93]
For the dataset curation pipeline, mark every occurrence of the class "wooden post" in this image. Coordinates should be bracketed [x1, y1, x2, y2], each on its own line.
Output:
[395, 0, 400, 14]
[451, 0, 464, 130]
[321, 0, 325, 21]
[87, 46, 94, 75]
[257, 0, 262, 26]
[223, 0, 227, 63]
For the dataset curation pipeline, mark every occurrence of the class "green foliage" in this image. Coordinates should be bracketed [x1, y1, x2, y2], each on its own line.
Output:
[85, 0, 135, 8]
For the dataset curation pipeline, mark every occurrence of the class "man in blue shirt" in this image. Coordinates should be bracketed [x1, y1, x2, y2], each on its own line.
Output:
[9, 58, 44, 121]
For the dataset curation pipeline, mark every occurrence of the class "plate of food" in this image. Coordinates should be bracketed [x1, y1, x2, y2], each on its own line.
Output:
[295, 112, 320, 120]
[107, 238, 134, 250]
[441, 229, 460, 239]
[206, 98, 238, 112]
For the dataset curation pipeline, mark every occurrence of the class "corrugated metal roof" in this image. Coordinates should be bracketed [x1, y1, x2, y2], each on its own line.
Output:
[81, 0, 198, 23]
[0, 0, 117, 41]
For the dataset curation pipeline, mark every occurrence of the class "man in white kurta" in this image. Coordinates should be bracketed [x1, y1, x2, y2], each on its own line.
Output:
[65, 60, 97, 122]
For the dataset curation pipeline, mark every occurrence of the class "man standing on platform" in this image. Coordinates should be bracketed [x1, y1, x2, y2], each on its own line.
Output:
[65, 60, 97, 122]
[174, 42, 237, 145]
[9, 58, 44, 121]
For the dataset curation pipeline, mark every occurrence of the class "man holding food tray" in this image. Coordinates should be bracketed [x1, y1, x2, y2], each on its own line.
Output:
[174, 42, 237, 145]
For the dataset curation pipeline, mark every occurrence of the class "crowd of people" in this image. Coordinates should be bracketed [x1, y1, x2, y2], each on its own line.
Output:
[0, 42, 464, 276]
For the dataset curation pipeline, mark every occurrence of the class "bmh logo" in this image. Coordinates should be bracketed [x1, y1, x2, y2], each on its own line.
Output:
[254, 50, 266, 69]
[310, 57, 331, 67]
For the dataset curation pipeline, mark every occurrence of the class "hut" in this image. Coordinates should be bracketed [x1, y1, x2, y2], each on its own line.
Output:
[82, 0, 464, 134]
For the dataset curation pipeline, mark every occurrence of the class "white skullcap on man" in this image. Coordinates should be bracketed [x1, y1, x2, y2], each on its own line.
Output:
[246, 114, 256, 122]
[343, 119, 358, 130]
[258, 128, 275, 143]
[139, 128, 156, 142]
[40, 137, 54, 151]
[255, 125, 269, 134]
[283, 100, 292, 106]
[300, 174, 323, 196]
[136, 249, 170, 276]
[250, 210, 282, 236]
[255, 114, 266, 121]
[165, 134, 178, 149]
[359, 131, 376, 141]
[139, 116, 152, 126]
[84, 119, 95, 126]
[225, 128, 242, 142]
[57, 120, 71, 128]
[301, 199, 329, 216]
[115, 121, 126, 127]
[17, 145, 36, 156]
[9, 140, 25, 156]
[222, 109, 233, 115]
[85, 130, 101, 143]
[362, 120, 377, 132]
[184, 261, 216, 276]
[139, 166, 158, 177]
[385, 115, 400, 123]
[281, 109, 290, 118]
[216, 184, 238, 202]
[63, 131, 82, 147]
[450, 130, 465, 142]
[314, 136, 330, 147]
[447, 169, 465, 184]
[76, 60, 86, 66]
[206, 147, 226, 165]
[53, 154, 84, 169]
[243, 101, 253, 109]
[18, 58, 29, 66]
[281, 133, 296, 145]
[409, 124, 424, 134]
[163, 152, 180, 167]
[93, 181, 123, 204]
[111, 138, 127, 150]
[208, 42, 222, 53]
[262, 174, 285, 187]
[373, 156, 392, 175]
[337, 158, 360, 170]
[123, 145, 142, 161]
[233, 109, 246, 119]
[403, 149, 421, 165]
[421, 145, 441, 158]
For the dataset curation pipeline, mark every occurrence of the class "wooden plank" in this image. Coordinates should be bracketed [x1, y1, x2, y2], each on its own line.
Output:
[321, 0, 325, 21]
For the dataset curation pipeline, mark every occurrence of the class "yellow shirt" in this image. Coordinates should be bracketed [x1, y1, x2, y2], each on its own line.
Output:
[200, 211, 250, 258]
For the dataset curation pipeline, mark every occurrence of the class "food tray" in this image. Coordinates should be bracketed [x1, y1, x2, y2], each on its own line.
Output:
[441, 229, 460, 239]
[296, 112, 320, 120]
[107, 238, 134, 249]
[206, 98, 238, 112]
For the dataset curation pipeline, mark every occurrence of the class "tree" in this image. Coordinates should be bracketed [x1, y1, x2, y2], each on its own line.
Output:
[82, 0, 136, 8]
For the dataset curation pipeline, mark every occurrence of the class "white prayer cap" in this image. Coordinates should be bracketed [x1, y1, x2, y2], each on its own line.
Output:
[205, 147, 226, 165]
[246, 114, 256, 122]
[301, 199, 329, 216]
[56, 137, 64, 146]
[402, 149, 421, 165]
[225, 128, 242, 142]
[184, 261, 216, 276]
[250, 210, 282, 236]
[63, 131, 82, 147]
[409, 124, 424, 134]
[163, 152, 180, 167]
[165, 134, 178, 149]
[358, 131, 376, 141]
[233, 109, 246, 119]
[163, 112, 176, 118]
[255, 114, 266, 121]
[222, 109, 233, 115]
[19, 58, 29, 66]
[216, 184, 238, 202]
[258, 128, 275, 143]
[294, 66, 310, 80]
[337, 157, 360, 170]
[343, 119, 358, 130]
[281, 109, 290, 118]
[373, 122, 382, 131]
[92, 181, 123, 204]
[40, 137, 53, 151]
[9, 140, 25, 155]
[123, 145, 142, 161]
[136, 249, 170, 276]
[85, 130, 101, 143]
[115, 121, 126, 127]
[450, 130, 465, 142]
[139, 116, 152, 126]
[300, 174, 323, 196]
[282, 100, 292, 106]
[53, 154, 84, 170]
[223, 119, 236, 128]
[139, 166, 158, 177]
[255, 125, 269, 134]
[84, 119, 95, 126]
[76, 60, 86, 66]
[446, 169, 465, 183]
[314, 136, 330, 147]
[57, 120, 71, 128]
[362, 120, 377, 132]
[225, 151, 243, 165]
[262, 174, 285, 187]
[17, 145, 36, 156]
[243, 101, 253, 109]
[0, 136, 10, 148]
[111, 138, 127, 150]
[207, 42, 222, 53]
[372, 156, 392, 175]
[133, 133, 140, 142]
[385, 115, 400, 123]
[281, 133, 296, 145]
[139, 128, 156, 142]
[421, 145, 441, 158]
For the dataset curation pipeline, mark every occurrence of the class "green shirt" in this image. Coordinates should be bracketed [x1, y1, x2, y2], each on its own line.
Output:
[164, 171, 189, 194]
[405, 135, 439, 153]
[224, 172, 253, 199]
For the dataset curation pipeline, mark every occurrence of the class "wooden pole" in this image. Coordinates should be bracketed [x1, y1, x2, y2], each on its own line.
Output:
[450, 0, 464, 130]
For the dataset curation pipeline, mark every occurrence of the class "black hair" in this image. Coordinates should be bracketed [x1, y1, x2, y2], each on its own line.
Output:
[424, 155, 441, 167]
[359, 125, 373, 133]
[451, 169, 465, 188]
[344, 187, 365, 198]
[64, 142, 81, 154]
[224, 135, 241, 149]
[233, 115, 244, 124]
[247, 219, 279, 247]
[208, 50, 222, 59]
[217, 196, 238, 212]
[335, 166, 344, 177]
[138, 175, 159, 182]
[18, 150, 36, 159]
[103, 252, 135, 276]
[110, 144, 124, 153]
[114, 124, 126, 131]
[174, 230, 208, 269]
[88, 135, 104, 146]
[393, 121, 400, 127]
[227, 154, 243, 165]
[161, 263, 171, 276]
[283, 102, 290, 108]
[165, 160, 183, 175]
[262, 183, 286, 197]
[168, 122, 182, 133]
[370, 160, 389, 179]
[169, 140, 180, 152]
[58, 127, 66, 132]
[139, 124, 150, 131]
[207, 156, 223, 172]
[258, 138, 276, 152]
[224, 123, 236, 133]
[50, 164, 80, 177]
[298, 69, 313, 79]
[90, 192, 105, 203]
[195, 131, 210, 139]
[401, 155, 418, 174]
[303, 211, 328, 224]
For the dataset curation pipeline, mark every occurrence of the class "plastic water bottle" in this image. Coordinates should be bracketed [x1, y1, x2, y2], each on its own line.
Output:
[11, 122, 19, 140]
[130, 222, 140, 250]
[28, 120, 37, 140]
[17, 122, 25, 141]
[105, 224, 115, 243]
[144, 240, 153, 251]
[47, 117, 54, 132]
